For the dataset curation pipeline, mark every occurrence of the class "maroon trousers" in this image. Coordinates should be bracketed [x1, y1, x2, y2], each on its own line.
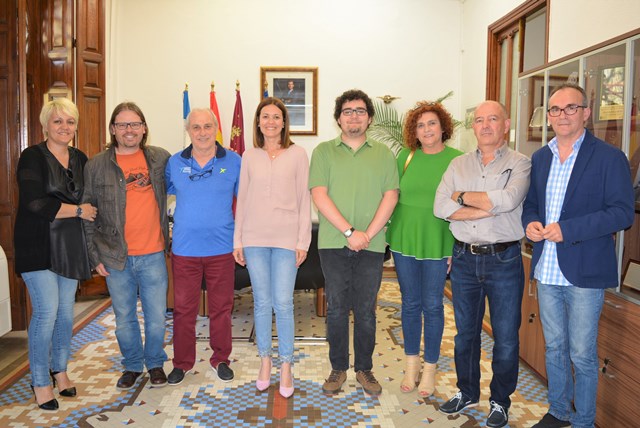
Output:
[171, 252, 235, 370]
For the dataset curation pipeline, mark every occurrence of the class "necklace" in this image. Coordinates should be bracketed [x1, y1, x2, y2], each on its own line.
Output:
[265, 146, 282, 159]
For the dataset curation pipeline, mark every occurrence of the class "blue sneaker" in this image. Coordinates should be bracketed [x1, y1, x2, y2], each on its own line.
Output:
[439, 391, 479, 414]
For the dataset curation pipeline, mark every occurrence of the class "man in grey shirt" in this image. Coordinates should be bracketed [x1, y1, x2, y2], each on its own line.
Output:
[434, 100, 531, 428]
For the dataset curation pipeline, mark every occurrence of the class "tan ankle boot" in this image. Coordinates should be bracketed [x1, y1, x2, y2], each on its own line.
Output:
[400, 355, 421, 393]
[418, 362, 437, 397]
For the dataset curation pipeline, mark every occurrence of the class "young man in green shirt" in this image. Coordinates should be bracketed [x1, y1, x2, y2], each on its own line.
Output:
[309, 89, 399, 396]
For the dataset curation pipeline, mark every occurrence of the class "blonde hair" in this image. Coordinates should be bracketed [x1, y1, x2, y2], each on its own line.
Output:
[39, 98, 79, 138]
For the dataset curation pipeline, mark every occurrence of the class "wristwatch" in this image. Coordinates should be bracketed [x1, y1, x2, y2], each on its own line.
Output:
[343, 227, 355, 238]
[76, 205, 83, 217]
[457, 192, 467, 206]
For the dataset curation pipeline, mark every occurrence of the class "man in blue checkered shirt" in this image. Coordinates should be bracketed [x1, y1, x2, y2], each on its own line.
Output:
[523, 83, 634, 428]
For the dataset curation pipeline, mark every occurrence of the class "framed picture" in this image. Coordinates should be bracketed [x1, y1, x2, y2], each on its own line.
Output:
[596, 65, 625, 122]
[260, 66, 318, 135]
[622, 259, 640, 293]
[464, 107, 475, 129]
[527, 75, 567, 142]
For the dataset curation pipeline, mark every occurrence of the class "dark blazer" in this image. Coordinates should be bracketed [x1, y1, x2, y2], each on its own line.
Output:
[522, 130, 634, 288]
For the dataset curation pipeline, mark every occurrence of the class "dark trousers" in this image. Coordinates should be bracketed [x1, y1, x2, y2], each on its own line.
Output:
[450, 242, 524, 408]
[319, 248, 384, 372]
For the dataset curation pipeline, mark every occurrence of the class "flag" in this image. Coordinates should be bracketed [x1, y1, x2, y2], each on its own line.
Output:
[183, 88, 190, 120]
[263, 85, 269, 98]
[183, 87, 191, 148]
[230, 89, 245, 156]
[210, 88, 224, 145]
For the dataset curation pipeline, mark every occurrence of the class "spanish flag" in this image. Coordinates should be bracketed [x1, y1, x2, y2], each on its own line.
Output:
[210, 84, 224, 145]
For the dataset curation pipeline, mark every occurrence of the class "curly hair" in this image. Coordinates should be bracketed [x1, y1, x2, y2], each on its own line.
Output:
[333, 89, 375, 123]
[403, 101, 454, 150]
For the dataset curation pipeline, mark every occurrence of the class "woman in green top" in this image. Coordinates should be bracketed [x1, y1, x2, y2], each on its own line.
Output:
[386, 102, 462, 397]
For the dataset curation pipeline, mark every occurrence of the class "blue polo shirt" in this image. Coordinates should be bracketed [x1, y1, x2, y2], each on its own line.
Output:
[166, 143, 241, 257]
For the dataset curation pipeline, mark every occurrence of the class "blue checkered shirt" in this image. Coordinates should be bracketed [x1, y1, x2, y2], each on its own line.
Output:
[533, 131, 585, 286]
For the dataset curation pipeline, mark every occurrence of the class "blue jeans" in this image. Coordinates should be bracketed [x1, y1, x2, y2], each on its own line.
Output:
[393, 252, 448, 363]
[450, 242, 523, 408]
[538, 283, 604, 428]
[105, 251, 168, 372]
[23, 270, 78, 387]
[244, 247, 298, 363]
[319, 248, 384, 372]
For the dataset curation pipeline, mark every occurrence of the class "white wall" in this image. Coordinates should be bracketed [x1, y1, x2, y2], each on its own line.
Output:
[548, 0, 640, 62]
[107, 0, 463, 157]
[458, 0, 521, 151]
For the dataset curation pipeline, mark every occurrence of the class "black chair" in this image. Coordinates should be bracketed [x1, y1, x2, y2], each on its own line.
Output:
[233, 222, 325, 316]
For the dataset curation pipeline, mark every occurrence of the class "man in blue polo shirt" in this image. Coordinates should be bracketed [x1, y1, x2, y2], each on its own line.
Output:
[165, 108, 241, 385]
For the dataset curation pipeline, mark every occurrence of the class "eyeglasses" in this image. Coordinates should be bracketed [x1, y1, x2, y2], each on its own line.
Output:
[188, 157, 213, 181]
[113, 122, 145, 130]
[189, 169, 212, 181]
[547, 104, 586, 117]
[65, 168, 77, 193]
[341, 108, 368, 117]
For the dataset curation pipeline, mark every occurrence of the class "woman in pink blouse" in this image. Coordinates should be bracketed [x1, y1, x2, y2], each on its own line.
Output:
[233, 97, 311, 398]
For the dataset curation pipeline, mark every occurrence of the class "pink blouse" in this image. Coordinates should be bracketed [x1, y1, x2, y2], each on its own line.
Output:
[234, 144, 311, 251]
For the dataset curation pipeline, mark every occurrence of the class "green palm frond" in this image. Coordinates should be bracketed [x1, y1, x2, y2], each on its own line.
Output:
[367, 101, 405, 156]
[368, 91, 462, 156]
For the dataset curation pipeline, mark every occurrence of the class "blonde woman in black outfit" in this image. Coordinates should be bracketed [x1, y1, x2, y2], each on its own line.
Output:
[14, 98, 97, 410]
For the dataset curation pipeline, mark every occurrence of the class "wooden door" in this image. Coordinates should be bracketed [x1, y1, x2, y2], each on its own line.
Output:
[0, 0, 22, 328]
[1, 0, 106, 329]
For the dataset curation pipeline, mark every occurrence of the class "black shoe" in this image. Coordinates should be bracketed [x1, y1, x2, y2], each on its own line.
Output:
[50, 371, 77, 397]
[116, 371, 143, 390]
[487, 401, 509, 428]
[30, 385, 59, 411]
[532, 412, 571, 428]
[212, 362, 234, 382]
[167, 368, 191, 385]
[439, 391, 479, 414]
[148, 367, 168, 387]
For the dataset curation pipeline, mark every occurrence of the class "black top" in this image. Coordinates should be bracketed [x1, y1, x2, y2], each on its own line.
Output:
[14, 141, 92, 280]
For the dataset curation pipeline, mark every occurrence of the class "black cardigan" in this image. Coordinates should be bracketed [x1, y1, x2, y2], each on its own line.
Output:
[14, 142, 88, 275]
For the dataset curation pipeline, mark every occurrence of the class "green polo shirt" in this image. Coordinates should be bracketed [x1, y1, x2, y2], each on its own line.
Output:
[309, 135, 399, 253]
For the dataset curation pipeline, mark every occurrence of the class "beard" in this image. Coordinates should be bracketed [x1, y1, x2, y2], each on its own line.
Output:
[344, 124, 366, 137]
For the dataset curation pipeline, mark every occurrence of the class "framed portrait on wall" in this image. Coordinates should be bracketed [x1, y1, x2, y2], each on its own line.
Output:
[260, 66, 318, 135]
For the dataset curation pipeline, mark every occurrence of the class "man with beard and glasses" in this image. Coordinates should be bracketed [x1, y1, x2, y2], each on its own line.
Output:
[309, 89, 398, 397]
[83, 102, 171, 390]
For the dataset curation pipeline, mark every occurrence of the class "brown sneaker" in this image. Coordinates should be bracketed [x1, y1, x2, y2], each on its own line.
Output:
[356, 370, 382, 396]
[322, 370, 347, 395]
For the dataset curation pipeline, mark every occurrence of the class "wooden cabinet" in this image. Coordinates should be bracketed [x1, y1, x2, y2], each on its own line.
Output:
[519, 249, 640, 427]
[518, 250, 547, 379]
[595, 291, 640, 428]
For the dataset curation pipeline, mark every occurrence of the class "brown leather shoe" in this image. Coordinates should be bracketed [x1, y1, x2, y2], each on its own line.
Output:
[116, 371, 142, 390]
[148, 367, 167, 387]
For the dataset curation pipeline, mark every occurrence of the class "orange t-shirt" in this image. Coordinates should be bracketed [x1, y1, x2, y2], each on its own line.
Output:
[116, 150, 164, 256]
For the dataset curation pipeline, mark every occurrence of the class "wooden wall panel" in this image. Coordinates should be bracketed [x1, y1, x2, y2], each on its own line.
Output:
[76, 0, 106, 158]
[41, 0, 73, 100]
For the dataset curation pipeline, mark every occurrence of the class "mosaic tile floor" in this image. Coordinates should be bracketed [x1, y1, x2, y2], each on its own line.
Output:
[0, 281, 548, 427]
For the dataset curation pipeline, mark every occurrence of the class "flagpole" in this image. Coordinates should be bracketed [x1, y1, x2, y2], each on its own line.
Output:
[183, 82, 190, 148]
